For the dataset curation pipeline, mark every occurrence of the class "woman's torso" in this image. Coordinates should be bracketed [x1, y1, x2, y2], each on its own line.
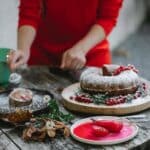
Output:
[30, 0, 109, 66]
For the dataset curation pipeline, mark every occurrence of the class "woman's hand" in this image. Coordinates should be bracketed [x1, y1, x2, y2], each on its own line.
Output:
[60, 48, 86, 70]
[8, 49, 30, 71]
[60, 25, 106, 70]
[9, 25, 37, 71]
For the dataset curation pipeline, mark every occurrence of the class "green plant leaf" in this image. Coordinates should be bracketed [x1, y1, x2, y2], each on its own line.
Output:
[37, 99, 74, 123]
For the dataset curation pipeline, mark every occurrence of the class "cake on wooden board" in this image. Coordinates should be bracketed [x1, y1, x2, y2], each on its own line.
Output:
[62, 64, 150, 114]
[80, 64, 139, 95]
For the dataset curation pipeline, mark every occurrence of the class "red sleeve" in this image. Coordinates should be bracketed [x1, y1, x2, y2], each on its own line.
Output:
[96, 0, 123, 36]
[19, 0, 41, 30]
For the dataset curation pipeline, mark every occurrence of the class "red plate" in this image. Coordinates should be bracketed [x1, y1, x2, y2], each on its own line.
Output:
[70, 116, 138, 145]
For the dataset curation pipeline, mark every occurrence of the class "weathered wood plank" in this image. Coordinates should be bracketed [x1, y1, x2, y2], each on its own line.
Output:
[0, 130, 19, 150]
[1, 129, 87, 150]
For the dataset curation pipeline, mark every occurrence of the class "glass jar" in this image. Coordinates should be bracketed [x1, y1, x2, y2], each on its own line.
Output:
[0, 48, 11, 87]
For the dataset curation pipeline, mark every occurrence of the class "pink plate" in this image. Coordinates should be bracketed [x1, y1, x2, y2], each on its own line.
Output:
[70, 116, 138, 145]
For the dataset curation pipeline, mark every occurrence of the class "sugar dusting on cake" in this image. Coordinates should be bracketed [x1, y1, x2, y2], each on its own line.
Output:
[71, 65, 148, 106]
[80, 64, 140, 94]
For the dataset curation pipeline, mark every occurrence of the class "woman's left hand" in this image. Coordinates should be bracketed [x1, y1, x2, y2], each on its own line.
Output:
[60, 48, 86, 70]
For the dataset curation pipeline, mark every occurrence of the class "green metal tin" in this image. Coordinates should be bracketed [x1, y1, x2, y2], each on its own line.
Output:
[0, 48, 11, 87]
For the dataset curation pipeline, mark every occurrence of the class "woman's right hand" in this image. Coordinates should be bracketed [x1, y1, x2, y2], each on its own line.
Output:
[8, 49, 30, 71]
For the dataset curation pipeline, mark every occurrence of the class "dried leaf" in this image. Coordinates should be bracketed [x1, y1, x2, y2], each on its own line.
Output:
[22, 129, 30, 140]
[47, 129, 56, 138]
[55, 124, 65, 129]
[22, 126, 46, 141]
[22, 126, 36, 140]
[64, 127, 70, 138]
[22, 118, 70, 141]
[55, 120, 65, 126]
[32, 131, 46, 142]
[46, 120, 55, 130]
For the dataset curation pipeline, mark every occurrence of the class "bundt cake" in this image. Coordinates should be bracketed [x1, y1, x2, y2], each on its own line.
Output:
[80, 64, 139, 95]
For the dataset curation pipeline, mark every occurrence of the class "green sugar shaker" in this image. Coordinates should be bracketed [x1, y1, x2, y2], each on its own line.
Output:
[0, 48, 11, 87]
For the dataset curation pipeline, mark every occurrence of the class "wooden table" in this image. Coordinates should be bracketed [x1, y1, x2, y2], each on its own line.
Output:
[0, 66, 150, 150]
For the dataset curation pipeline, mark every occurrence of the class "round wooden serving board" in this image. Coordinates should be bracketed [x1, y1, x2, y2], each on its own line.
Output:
[62, 83, 150, 115]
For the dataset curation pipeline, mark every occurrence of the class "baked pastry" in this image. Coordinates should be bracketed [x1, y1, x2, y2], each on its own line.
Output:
[9, 88, 33, 107]
[7, 109, 32, 123]
[80, 64, 139, 95]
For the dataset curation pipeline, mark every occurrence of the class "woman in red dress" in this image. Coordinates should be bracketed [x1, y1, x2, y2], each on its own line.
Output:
[9, 0, 123, 70]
